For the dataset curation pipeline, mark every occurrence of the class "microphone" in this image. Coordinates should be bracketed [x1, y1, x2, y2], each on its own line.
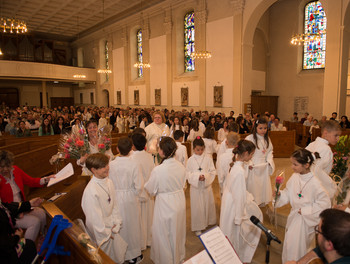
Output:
[250, 215, 281, 244]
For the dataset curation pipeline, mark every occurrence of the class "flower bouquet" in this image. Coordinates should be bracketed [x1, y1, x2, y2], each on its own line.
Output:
[97, 125, 112, 154]
[330, 135, 350, 205]
[49, 152, 65, 173]
[59, 127, 90, 160]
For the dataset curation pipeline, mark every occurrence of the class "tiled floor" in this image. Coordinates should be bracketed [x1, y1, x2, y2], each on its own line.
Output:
[138, 157, 293, 264]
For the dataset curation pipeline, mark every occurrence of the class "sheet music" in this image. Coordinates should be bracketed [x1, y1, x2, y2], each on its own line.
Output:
[184, 250, 213, 264]
[47, 163, 74, 187]
[199, 226, 242, 264]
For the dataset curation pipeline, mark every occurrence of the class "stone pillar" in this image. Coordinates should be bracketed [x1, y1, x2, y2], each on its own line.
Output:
[323, 1, 349, 117]
[93, 41, 102, 106]
[195, 4, 207, 110]
[107, 37, 114, 106]
[42, 81, 47, 108]
[122, 27, 129, 106]
[143, 18, 151, 107]
[232, 0, 245, 113]
[164, 7, 173, 108]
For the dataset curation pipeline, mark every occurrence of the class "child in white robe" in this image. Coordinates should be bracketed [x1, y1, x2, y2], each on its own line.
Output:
[81, 153, 127, 264]
[246, 117, 275, 206]
[220, 139, 262, 263]
[144, 137, 186, 264]
[217, 122, 239, 159]
[188, 119, 203, 155]
[202, 126, 218, 161]
[275, 149, 331, 263]
[174, 130, 188, 167]
[306, 120, 341, 199]
[186, 136, 216, 235]
[130, 133, 155, 249]
[216, 132, 240, 195]
[109, 137, 144, 263]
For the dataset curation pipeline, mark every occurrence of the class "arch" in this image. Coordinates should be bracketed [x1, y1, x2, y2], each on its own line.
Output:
[102, 89, 110, 107]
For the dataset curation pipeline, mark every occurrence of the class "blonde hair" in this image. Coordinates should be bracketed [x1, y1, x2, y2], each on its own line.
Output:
[153, 111, 165, 123]
[226, 132, 240, 147]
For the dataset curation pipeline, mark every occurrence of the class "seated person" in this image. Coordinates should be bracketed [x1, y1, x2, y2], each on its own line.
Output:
[0, 150, 54, 241]
[16, 121, 32, 138]
[286, 208, 350, 264]
[0, 198, 43, 264]
[270, 117, 286, 131]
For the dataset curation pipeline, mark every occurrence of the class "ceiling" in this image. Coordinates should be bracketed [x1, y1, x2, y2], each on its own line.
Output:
[0, 0, 164, 41]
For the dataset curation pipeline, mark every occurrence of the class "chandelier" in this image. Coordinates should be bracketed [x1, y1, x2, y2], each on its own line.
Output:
[73, 74, 86, 79]
[1, 17, 27, 34]
[97, 69, 112, 74]
[190, 51, 212, 59]
[290, 33, 322, 46]
[133, 62, 150, 69]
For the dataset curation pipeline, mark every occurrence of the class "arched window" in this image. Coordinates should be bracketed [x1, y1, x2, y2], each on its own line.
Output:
[137, 29, 143, 77]
[303, 1, 326, 70]
[184, 11, 195, 72]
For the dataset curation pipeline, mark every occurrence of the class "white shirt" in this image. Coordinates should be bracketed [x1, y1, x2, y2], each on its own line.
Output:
[175, 142, 188, 167]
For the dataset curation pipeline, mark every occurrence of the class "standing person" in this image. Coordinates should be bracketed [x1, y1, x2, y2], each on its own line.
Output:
[220, 139, 262, 263]
[237, 116, 250, 134]
[109, 137, 144, 263]
[306, 120, 341, 199]
[216, 132, 240, 195]
[38, 118, 54, 136]
[170, 116, 184, 138]
[274, 149, 331, 263]
[98, 112, 108, 130]
[174, 130, 188, 167]
[145, 111, 170, 162]
[116, 111, 125, 133]
[81, 153, 127, 264]
[202, 127, 218, 161]
[186, 137, 216, 236]
[245, 118, 275, 206]
[217, 119, 229, 143]
[130, 133, 155, 250]
[144, 137, 186, 264]
[182, 117, 190, 141]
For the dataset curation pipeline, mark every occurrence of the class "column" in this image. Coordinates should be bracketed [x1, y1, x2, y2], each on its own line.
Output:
[143, 18, 151, 107]
[42, 81, 47, 108]
[164, 7, 173, 108]
[122, 27, 129, 106]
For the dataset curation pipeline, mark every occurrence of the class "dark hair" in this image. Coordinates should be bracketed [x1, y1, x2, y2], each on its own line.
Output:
[159, 136, 177, 164]
[332, 112, 338, 116]
[86, 153, 109, 171]
[203, 127, 215, 139]
[229, 140, 255, 170]
[291, 149, 320, 166]
[193, 136, 205, 149]
[132, 133, 147, 151]
[227, 122, 239, 132]
[0, 150, 14, 167]
[320, 209, 350, 256]
[41, 118, 53, 134]
[117, 137, 133, 156]
[252, 117, 269, 149]
[174, 130, 184, 140]
[85, 119, 98, 129]
[132, 127, 146, 136]
[191, 118, 199, 132]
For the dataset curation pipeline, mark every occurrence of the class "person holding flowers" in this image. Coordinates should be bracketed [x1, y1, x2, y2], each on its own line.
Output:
[77, 119, 113, 175]
[274, 149, 331, 263]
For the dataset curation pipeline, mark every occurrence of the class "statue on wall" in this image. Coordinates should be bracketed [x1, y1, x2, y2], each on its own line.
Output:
[181, 87, 188, 106]
[214, 85, 223, 107]
[134, 90, 139, 105]
[117, 91, 121, 105]
[155, 89, 161, 106]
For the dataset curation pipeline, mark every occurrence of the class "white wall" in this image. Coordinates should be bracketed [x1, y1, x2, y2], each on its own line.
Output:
[113, 47, 126, 105]
[172, 81, 200, 107]
[206, 16, 234, 108]
[150, 35, 167, 106]
[128, 85, 146, 105]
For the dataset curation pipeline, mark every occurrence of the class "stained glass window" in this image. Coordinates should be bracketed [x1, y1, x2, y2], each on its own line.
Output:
[303, 1, 326, 70]
[105, 41, 109, 81]
[184, 12, 195, 72]
[137, 29, 143, 77]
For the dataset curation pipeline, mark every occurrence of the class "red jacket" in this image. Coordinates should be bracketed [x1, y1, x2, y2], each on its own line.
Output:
[0, 166, 42, 203]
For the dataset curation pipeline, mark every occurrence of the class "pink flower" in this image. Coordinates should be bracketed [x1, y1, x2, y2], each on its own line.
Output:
[79, 128, 85, 135]
[342, 156, 348, 160]
[276, 176, 284, 185]
[64, 143, 70, 149]
[98, 144, 105, 149]
[76, 140, 85, 147]
[67, 138, 73, 143]
[65, 154, 70, 159]
[334, 152, 338, 155]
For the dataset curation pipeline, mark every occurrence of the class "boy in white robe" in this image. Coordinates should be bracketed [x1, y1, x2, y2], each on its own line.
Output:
[130, 133, 155, 249]
[216, 132, 240, 195]
[174, 130, 188, 167]
[81, 153, 127, 264]
[306, 120, 341, 199]
[109, 137, 144, 263]
[186, 136, 216, 235]
[145, 137, 186, 264]
[275, 149, 331, 263]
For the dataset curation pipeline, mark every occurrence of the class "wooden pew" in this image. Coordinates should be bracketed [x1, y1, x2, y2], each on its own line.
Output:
[0, 134, 60, 147]
[0, 137, 60, 155]
[301, 125, 311, 147]
[269, 130, 296, 158]
[295, 123, 303, 146]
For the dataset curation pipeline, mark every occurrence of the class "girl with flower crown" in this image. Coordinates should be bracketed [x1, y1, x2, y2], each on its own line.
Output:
[245, 117, 275, 206]
[274, 149, 330, 263]
[186, 136, 216, 236]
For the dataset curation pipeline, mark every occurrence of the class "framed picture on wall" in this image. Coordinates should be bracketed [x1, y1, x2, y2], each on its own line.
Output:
[155, 89, 161, 106]
[214, 85, 223, 107]
[181, 87, 188, 106]
[117, 91, 121, 105]
[134, 90, 139, 105]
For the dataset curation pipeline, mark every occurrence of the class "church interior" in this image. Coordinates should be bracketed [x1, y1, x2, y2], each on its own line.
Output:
[1, 0, 350, 263]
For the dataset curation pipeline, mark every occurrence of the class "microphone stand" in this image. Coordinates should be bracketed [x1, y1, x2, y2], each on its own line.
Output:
[265, 235, 272, 264]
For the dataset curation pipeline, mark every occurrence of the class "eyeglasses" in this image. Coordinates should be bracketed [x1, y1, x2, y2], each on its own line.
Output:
[314, 225, 324, 236]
